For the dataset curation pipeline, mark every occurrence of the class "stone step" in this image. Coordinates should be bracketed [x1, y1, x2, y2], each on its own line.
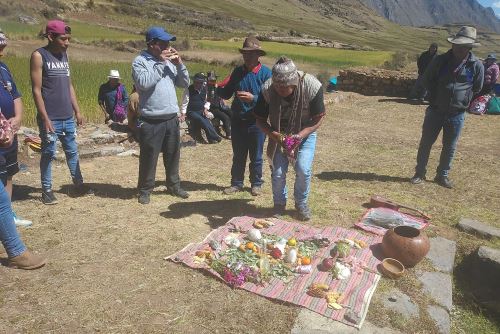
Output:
[457, 218, 500, 240]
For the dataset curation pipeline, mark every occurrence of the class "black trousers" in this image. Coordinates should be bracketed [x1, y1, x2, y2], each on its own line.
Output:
[138, 116, 180, 195]
[211, 108, 231, 137]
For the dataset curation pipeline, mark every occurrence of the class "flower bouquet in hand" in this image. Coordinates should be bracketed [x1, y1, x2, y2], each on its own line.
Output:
[280, 133, 302, 159]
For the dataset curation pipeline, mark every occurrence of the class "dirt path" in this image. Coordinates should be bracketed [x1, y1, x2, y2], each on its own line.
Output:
[1, 93, 498, 333]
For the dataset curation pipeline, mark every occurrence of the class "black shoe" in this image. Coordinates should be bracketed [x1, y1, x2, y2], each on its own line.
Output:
[42, 190, 58, 205]
[410, 174, 426, 185]
[74, 184, 94, 196]
[295, 204, 311, 221]
[168, 187, 189, 199]
[272, 204, 286, 218]
[208, 137, 222, 144]
[138, 192, 150, 204]
[434, 175, 453, 189]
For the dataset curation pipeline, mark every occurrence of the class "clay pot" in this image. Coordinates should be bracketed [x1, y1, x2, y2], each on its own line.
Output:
[381, 226, 430, 267]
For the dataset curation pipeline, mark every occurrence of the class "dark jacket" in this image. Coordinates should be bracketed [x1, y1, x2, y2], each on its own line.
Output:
[423, 50, 484, 113]
[417, 50, 437, 75]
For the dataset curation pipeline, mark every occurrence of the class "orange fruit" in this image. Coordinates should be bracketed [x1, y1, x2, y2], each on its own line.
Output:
[301, 256, 311, 265]
[239, 245, 246, 252]
[246, 242, 255, 250]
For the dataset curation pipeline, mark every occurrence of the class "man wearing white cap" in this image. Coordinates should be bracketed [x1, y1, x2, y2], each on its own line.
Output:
[98, 69, 129, 124]
[411, 26, 484, 189]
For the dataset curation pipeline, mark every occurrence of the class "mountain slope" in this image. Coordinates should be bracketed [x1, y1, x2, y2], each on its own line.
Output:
[1, 0, 499, 54]
[362, 0, 500, 33]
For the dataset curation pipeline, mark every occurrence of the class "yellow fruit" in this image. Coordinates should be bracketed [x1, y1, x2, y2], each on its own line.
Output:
[287, 238, 297, 246]
[239, 245, 246, 252]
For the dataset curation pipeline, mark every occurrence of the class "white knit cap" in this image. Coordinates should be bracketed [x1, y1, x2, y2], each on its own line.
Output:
[272, 56, 299, 86]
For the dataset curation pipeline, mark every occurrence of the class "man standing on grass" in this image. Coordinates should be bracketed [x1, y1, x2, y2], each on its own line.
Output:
[409, 43, 438, 101]
[132, 27, 190, 205]
[255, 56, 325, 221]
[0, 29, 33, 226]
[411, 26, 484, 189]
[217, 36, 272, 196]
[31, 20, 92, 205]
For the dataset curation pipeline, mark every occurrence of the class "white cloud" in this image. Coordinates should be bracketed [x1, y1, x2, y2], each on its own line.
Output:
[493, 1, 500, 8]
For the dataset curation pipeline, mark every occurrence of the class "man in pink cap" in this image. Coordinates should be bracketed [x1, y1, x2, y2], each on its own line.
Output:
[30, 20, 92, 205]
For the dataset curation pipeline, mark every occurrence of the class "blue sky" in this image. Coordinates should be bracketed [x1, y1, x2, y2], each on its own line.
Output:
[478, 0, 500, 17]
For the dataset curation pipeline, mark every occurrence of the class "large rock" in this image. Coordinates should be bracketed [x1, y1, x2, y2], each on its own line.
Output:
[426, 237, 456, 273]
[418, 272, 453, 312]
[457, 246, 500, 313]
[457, 218, 500, 240]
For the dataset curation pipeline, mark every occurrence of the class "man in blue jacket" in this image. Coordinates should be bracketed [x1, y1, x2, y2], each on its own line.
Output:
[411, 26, 484, 189]
[217, 36, 272, 196]
[132, 27, 190, 204]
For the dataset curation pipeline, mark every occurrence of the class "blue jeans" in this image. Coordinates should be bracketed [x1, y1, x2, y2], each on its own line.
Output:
[38, 117, 83, 191]
[271, 132, 317, 207]
[230, 118, 266, 188]
[0, 181, 26, 257]
[187, 112, 220, 142]
[415, 108, 465, 177]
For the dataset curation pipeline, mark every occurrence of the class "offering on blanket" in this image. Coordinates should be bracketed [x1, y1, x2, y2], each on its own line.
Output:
[168, 217, 383, 329]
[206, 230, 331, 286]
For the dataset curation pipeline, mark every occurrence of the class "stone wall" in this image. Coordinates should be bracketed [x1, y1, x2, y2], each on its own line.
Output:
[338, 68, 417, 97]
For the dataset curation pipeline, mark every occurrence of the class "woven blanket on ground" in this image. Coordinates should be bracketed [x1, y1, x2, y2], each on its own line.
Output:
[167, 216, 382, 329]
[355, 207, 429, 236]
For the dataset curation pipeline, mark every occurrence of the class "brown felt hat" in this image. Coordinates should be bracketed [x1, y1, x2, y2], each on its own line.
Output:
[239, 36, 266, 56]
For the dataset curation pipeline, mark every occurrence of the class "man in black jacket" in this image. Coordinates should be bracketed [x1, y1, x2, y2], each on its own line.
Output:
[409, 43, 438, 101]
[410, 27, 484, 189]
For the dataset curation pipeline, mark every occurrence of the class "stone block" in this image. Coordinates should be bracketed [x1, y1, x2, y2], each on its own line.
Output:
[426, 237, 456, 273]
[427, 305, 450, 334]
[380, 288, 419, 319]
[457, 218, 500, 239]
[291, 309, 402, 334]
[418, 272, 452, 311]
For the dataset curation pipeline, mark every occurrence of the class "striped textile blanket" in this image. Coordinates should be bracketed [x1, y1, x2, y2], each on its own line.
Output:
[167, 216, 382, 329]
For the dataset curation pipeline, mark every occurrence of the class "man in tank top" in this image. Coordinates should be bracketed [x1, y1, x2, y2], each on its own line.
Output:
[30, 20, 92, 205]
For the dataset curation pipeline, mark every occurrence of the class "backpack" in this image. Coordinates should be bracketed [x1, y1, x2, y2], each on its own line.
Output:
[468, 95, 490, 115]
[113, 84, 127, 122]
[487, 96, 500, 115]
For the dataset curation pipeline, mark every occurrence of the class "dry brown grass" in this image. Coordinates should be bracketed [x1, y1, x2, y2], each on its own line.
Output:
[0, 93, 499, 332]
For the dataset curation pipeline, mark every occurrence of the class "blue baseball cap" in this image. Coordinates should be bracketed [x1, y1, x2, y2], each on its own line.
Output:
[145, 26, 176, 43]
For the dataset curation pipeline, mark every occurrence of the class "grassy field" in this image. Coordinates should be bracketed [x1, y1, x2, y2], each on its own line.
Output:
[195, 40, 393, 68]
[0, 20, 140, 43]
[3, 55, 231, 127]
[0, 93, 498, 333]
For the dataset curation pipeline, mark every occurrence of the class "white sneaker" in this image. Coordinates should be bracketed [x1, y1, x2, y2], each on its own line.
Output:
[13, 213, 33, 228]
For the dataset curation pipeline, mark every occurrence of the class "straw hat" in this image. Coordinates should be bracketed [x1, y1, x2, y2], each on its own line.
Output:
[108, 70, 121, 79]
[238, 36, 266, 56]
[447, 26, 480, 48]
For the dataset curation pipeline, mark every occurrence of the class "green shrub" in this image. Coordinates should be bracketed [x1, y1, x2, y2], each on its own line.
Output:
[383, 51, 411, 70]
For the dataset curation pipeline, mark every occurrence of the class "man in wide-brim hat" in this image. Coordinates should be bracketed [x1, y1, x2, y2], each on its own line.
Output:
[217, 36, 272, 196]
[410, 26, 484, 189]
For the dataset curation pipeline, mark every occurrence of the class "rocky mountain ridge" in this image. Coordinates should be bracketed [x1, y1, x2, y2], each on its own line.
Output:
[361, 0, 500, 33]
